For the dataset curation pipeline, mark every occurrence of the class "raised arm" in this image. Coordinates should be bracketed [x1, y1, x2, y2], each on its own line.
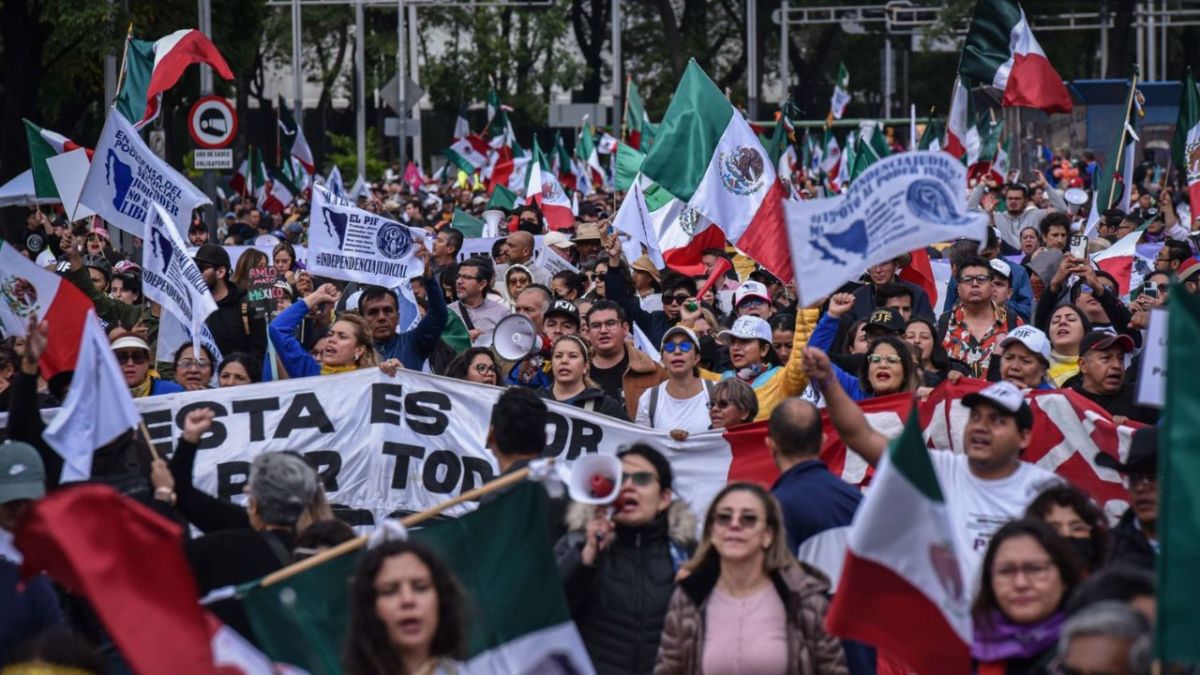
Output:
[268, 285, 333, 378]
[801, 346, 888, 466]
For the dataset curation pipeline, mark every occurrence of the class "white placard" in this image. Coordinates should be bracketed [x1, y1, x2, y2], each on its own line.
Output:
[1136, 308, 1167, 408]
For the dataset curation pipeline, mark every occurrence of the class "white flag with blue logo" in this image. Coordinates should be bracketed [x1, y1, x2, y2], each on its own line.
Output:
[142, 202, 218, 357]
[307, 185, 428, 288]
[78, 106, 211, 237]
[785, 151, 988, 306]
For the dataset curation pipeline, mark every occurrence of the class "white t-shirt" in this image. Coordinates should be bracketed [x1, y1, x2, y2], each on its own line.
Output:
[929, 451, 1061, 586]
[635, 382, 711, 434]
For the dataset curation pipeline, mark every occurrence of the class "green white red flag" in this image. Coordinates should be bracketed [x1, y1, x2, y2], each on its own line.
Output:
[945, 77, 970, 159]
[525, 141, 574, 231]
[640, 59, 791, 282]
[828, 62, 851, 123]
[23, 120, 93, 201]
[1173, 69, 1200, 223]
[959, 0, 1073, 113]
[115, 29, 234, 128]
[445, 134, 489, 174]
[625, 77, 657, 151]
[277, 96, 314, 175]
[0, 241, 93, 380]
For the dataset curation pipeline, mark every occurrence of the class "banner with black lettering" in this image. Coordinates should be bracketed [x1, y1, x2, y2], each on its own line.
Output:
[307, 185, 428, 288]
[142, 203, 218, 357]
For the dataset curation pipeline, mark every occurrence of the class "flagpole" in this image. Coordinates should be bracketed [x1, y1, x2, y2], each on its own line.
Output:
[112, 22, 134, 106]
[621, 74, 631, 143]
[259, 464, 540, 587]
[1104, 67, 1140, 211]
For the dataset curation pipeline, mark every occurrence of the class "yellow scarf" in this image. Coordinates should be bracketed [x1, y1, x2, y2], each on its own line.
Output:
[320, 363, 359, 376]
[1048, 350, 1080, 387]
[130, 376, 153, 398]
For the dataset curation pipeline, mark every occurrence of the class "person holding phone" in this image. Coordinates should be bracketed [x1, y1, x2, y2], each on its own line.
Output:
[1034, 254, 1135, 348]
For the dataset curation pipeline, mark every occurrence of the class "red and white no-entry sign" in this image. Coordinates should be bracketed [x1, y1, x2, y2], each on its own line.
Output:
[188, 95, 237, 149]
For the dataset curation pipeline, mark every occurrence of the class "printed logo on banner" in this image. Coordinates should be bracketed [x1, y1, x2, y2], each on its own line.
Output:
[810, 220, 868, 266]
[323, 207, 350, 248]
[679, 206, 701, 236]
[0, 277, 38, 318]
[105, 150, 137, 218]
[720, 146, 766, 196]
[375, 221, 414, 260]
[906, 180, 976, 225]
[149, 228, 175, 276]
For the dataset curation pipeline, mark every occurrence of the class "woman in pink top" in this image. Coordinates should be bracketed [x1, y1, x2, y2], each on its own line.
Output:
[654, 483, 848, 675]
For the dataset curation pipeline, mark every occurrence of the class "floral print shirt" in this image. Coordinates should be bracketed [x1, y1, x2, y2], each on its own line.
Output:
[942, 302, 1023, 378]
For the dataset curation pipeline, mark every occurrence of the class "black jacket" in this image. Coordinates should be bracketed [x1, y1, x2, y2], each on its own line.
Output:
[539, 386, 630, 421]
[1107, 509, 1156, 572]
[206, 282, 267, 362]
[186, 529, 294, 643]
[555, 502, 697, 675]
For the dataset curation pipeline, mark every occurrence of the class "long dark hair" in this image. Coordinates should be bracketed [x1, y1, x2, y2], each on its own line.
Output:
[858, 335, 917, 396]
[445, 347, 497, 381]
[972, 518, 1083, 624]
[839, 319, 869, 355]
[343, 540, 468, 675]
[1026, 484, 1110, 572]
[906, 317, 951, 371]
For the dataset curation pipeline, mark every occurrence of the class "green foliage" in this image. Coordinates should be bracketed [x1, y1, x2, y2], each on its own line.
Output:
[325, 129, 387, 181]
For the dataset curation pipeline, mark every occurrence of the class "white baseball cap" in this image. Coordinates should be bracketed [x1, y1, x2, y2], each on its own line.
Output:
[734, 280, 770, 306]
[717, 316, 772, 344]
[999, 325, 1051, 365]
[961, 381, 1033, 430]
[660, 325, 699, 350]
[110, 335, 151, 352]
[543, 231, 575, 249]
[989, 258, 1012, 279]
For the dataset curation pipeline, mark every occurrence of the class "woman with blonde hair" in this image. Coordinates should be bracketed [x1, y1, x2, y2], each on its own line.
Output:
[269, 283, 401, 378]
[655, 482, 847, 675]
[538, 334, 628, 420]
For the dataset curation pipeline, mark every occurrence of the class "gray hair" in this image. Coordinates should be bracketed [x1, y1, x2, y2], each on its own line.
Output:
[1058, 601, 1151, 671]
[711, 378, 758, 423]
[248, 452, 319, 527]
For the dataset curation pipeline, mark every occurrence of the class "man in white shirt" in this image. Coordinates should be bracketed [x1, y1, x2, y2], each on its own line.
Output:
[803, 347, 1060, 582]
[448, 258, 511, 343]
[635, 326, 712, 438]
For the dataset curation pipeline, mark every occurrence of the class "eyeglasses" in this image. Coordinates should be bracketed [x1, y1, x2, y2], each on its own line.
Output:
[714, 511, 760, 529]
[992, 560, 1055, 584]
[866, 353, 903, 364]
[588, 273, 605, 281]
[621, 471, 656, 487]
[114, 350, 148, 365]
[706, 399, 735, 410]
[960, 274, 991, 285]
[519, 217, 538, 225]
[473, 363, 498, 375]
[457, 274, 483, 282]
[663, 294, 691, 305]
[589, 319, 620, 331]
[196, 262, 216, 272]
[177, 358, 212, 370]
[662, 341, 694, 354]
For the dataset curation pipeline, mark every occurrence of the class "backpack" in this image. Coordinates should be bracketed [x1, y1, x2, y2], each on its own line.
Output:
[646, 380, 715, 429]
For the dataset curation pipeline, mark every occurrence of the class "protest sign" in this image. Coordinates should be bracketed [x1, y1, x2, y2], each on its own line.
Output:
[79, 107, 210, 237]
[307, 185, 427, 287]
[244, 263, 279, 319]
[142, 203, 218, 356]
[785, 151, 988, 305]
[1137, 308, 1167, 408]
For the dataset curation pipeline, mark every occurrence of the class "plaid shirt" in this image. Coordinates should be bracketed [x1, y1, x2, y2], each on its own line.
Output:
[942, 302, 1022, 378]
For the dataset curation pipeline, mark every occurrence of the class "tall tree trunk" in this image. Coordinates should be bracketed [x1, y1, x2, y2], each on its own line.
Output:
[0, 0, 50, 184]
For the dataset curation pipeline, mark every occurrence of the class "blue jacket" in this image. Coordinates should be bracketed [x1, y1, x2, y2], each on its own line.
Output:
[268, 301, 323, 379]
[0, 559, 63, 662]
[771, 459, 861, 558]
[810, 314, 868, 400]
[373, 276, 447, 370]
[149, 378, 185, 396]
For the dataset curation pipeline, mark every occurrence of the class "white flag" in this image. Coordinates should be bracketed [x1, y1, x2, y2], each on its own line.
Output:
[327, 165, 345, 198]
[142, 203, 219, 357]
[348, 174, 370, 202]
[786, 151, 988, 306]
[610, 178, 665, 268]
[307, 185, 428, 288]
[43, 311, 140, 482]
[78, 106, 211, 237]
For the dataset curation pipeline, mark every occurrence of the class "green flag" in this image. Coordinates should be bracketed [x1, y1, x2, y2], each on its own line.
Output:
[849, 122, 891, 181]
[918, 118, 946, 151]
[487, 184, 518, 211]
[1096, 75, 1139, 213]
[1172, 68, 1200, 209]
[115, 39, 156, 125]
[23, 120, 82, 200]
[1158, 284, 1200, 662]
[614, 142, 646, 192]
[759, 114, 790, 167]
[242, 484, 589, 673]
[452, 207, 486, 238]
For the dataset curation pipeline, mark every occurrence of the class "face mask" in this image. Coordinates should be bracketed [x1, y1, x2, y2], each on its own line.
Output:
[1064, 536, 1096, 566]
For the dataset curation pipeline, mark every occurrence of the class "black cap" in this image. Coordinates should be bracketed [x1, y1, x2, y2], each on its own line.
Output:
[1079, 330, 1135, 356]
[1095, 427, 1157, 475]
[193, 243, 231, 270]
[865, 307, 906, 335]
[545, 299, 580, 325]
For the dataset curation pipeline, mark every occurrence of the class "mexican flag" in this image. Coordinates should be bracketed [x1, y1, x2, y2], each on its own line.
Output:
[958, 0, 1073, 113]
[23, 120, 93, 200]
[577, 118, 606, 187]
[553, 131, 576, 191]
[115, 29, 234, 128]
[641, 59, 791, 282]
[640, 178, 723, 277]
[826, 410, 972, 674]
[452, 207, 486, 238]
[1094, 77, 1139, 214]
[849, 121, 891, 181]
[260, 170, 297, 215]
[918, 117, 945, 152]
[452, 102, 471, 140]
[525, 141, 575, 231]
[242, 483, 593, 674]
[821, 129, 842, 180]
[229, 149, 254, 197]
[487, 183, 519, 211]
[485, 90, 516, 149]
[446, 134, 489, 174]
[1090, 225, 1150, 298]
[945, 77, 970, 158]
[1173, 68, 1200, 222]
[277, 96, 315, 175]
[0, 241, 92, 380]
[1159, 284, 1200, 663]
[967, 116, 1006, 185]
[625, 77, 658, 151]
[828, 62, 851, 122]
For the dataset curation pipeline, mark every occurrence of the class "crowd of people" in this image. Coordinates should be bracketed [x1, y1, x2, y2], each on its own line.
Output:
[0, 141, 1177, 675]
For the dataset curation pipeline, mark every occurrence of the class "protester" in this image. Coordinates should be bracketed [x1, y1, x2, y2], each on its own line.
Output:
[634, 327, 712, 437]
[172, 343, 215, 391]
[269, 283, 401, 377]
[194, 244, 268, 362]
[1096, 428, 1158, 572]
[717, 312, 816, 420]
[1066, 567, 1157, 624]
[996, 326, 1053, 390]
[1069, 332, 1158, 424]
[706, 378, 758, 429]
[655, 482, 848, 674]
[272, 242, 298, 281]
[504, 263, 533, 301]
[539, 335, 628, 420]
[358, 249, 448, 371]
[971, 519, 1083, 673]
[497, 231, 551, 286]
[1053, 602, 1152, 675]
[846, 258, 934, 322]
[1026, 484, 1110, 574]
[557, 444, 697, 675]
[217, 352, 260, 387]
[111, 334, 184, 397]
[1044, 304, 1091, 386]
[448, 258, 509, 342]
[905, 317, 967, 388]
[444, 347, 499, 386]
[938, 255, 1024, 378]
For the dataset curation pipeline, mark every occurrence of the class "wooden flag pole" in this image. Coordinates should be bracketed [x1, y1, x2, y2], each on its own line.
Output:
[112, 22, 135, 106]
[259, 464, 540, 588]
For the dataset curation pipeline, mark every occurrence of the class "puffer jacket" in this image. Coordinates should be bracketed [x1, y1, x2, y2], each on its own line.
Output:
[654, 557, 848, 675]
[555, 501, 698, 675]
[539, 386, 629, 421]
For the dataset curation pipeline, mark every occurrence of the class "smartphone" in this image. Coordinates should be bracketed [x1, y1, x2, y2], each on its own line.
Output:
[1143, 282, 1159, 300]
[1069, 234, 1087, 260]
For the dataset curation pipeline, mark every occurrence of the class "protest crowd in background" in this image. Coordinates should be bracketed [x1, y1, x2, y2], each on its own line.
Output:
[3, 4, 1200, 675]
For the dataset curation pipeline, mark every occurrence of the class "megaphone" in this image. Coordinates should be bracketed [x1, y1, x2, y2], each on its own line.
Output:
[1064, 188, 1088, 216]
[491, 314, 541, 361]
[481, 209, 506, 237]
[566, 454, 623, 505]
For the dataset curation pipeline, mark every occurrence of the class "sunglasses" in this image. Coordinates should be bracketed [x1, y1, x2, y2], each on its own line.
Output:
[706, 399, 735, 410]
[867, 353, 903, 364]
[959, 274, 991, 285]
[738, 298, 767, 308]
[621, 471, 656, 487]
[114, 350, 148, 365]
[714, 511, 760, 529]
[662, 341, 694, 354]
[663, 294, 691, 305]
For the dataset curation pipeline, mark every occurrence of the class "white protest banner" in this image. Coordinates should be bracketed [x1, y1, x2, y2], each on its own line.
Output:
[1136, 308, 1167, 408]
[785, 151, 988, 306]
[45, 149, 95, 221]
[307, 185, 428, 287]
[156, 311, 223, 377]
[142, 203, 218, 356]
[78, 106, 211, 237]
[535, 241, 580, 276]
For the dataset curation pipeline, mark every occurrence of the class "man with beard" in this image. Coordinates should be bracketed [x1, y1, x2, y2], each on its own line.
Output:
[194, 244, 267, 362]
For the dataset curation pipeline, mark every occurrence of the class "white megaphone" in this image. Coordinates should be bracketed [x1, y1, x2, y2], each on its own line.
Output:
[491, 314, 541, 361]
[481, 209, 506, 237]
[1064, 188, 1088, 216]
[566, 454, 623, 505]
